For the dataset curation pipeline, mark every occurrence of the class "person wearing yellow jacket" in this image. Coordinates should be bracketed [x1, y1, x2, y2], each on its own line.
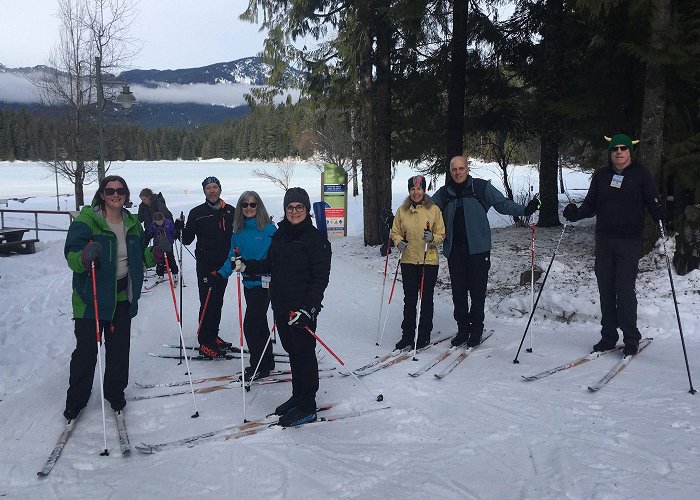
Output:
[390, 175, 446, 350]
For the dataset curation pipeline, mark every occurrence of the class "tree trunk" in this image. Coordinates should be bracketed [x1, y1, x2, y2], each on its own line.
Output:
[359, 0, 393, 246]
[638, 0, 670, 254]
[74, 160, 85, 209]
[445, 0, 468, 172]
[537, 0, 563, 227]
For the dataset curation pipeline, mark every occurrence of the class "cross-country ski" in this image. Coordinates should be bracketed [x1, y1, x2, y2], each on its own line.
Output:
[588, 338, 653, 392]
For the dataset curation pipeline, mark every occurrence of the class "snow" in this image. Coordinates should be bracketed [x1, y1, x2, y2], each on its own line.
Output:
[0, 160, 698, 499]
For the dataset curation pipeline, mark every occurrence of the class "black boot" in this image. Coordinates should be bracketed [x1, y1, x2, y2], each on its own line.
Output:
[274, 396, 298, 416]
[466, 331, 483, 348]
[623, 342, 639, 356]
[416, 335, 430, 349]
[278, 406, 317, 427]
[593, 339, 617, 352]
[451, 331, 470, 347]
[394, 336, 413, 350]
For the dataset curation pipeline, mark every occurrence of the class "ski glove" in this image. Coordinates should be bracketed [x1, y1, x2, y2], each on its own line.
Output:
[156, 238, 173, 253]
[524, 197, 541, 217]
[233, 256, 246, 273]
[203, 271, 226, 289]
[81, 241, 102, 270]
[288, 308, 316, 330]
[563, 203, 579, 222]
[396, 240, 409, 253]
[423, 229, 434, 243]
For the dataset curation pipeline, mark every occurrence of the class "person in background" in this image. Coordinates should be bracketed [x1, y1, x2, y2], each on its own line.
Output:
[138, 188, 173, 229]
[176, 176, 235, 359]
[149, 211, 178, 282]
[432, 155, 540, 348]
[563, 134, 666, 356]
[391, 175, 446, 351]
[63, 175, 154, 421]
[219, 191, 276, 379]
[236, 187, 331, 427]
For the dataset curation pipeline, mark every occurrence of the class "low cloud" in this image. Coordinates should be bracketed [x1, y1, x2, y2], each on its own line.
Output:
[0, 77, 299, 108]
[131, 82, 253, 107]
[0, 73, 42, 103]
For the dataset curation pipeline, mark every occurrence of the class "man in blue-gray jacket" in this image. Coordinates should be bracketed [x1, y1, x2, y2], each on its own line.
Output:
[433, 155, 540, 348]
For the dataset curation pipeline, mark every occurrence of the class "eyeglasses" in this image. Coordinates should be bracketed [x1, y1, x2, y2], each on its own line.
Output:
[611, 146, 629, 152]
[285, 204, 306, 213]
[241, 202, 257, 209]
[104, 187, 127, 196]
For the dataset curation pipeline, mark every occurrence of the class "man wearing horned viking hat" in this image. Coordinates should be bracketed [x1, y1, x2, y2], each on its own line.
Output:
[563, 134, 666, 356]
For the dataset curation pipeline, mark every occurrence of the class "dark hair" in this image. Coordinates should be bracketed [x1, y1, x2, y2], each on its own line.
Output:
[92, 175, 130, 210]
[139, 188, 153, 198]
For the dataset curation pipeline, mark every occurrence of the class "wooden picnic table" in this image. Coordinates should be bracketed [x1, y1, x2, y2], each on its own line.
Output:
[0, 228, 39, 254]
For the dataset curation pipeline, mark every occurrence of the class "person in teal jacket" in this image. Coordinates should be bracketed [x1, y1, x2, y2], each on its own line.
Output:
[219, 191, 276, 379]
[63, 175, 154, 421]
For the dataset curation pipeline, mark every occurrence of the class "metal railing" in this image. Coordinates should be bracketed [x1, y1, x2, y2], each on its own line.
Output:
[0, 209, 78, 239]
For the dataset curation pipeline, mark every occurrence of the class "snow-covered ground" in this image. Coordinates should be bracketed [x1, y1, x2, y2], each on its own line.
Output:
[0, 160, 698, 499]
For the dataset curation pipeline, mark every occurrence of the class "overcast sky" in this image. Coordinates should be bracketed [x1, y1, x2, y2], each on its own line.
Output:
[0, 0, 269, 70]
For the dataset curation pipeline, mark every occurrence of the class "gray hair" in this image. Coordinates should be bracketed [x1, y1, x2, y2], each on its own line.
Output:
[234, 191, 271, 232]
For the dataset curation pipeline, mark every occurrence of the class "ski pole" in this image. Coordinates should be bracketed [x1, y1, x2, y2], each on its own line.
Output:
[234, 247, 247, 420]
[527, 223, 536, 353]
[164, 254, 200, 417]
[173, 239, 184, 362]
[247, 331, 273, 387]
[412, 222, 431, 361]
[513, 222, 568, 364]
[659, 222, 696, 394]
[377, 246, 403, 347]
[301, 322, 383, 402]
[374, 232, 392, 345]
[197, 287, 212, 338]
[90, 261, 109, 456]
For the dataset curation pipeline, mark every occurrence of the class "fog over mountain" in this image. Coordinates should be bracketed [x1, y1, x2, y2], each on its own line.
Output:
[0, 58, 301, 128]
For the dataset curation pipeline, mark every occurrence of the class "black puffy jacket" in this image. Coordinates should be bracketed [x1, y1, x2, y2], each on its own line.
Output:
[246, 216, 331, 315]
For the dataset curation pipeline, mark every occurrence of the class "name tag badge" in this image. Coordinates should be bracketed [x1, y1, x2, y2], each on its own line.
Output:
[610, 174, 624, 189]
[261, 274, 271, 289]
[427, 248, 438, 261]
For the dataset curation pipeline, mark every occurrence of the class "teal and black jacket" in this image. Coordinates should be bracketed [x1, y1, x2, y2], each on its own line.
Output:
[65, 205, 155, 320]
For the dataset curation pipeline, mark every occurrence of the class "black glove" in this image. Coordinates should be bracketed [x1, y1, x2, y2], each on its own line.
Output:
[288, 308, 316, 330]
[81, 241, 102, 270]
[203, 271, 226, 289]
[563, 203, 579, 222]
[524, 197, 541, 217]
[156, 238, 173, 253]
[396, 240, 409, 252]
[423, 229, 434, 242]
[174, 219, 185, 232]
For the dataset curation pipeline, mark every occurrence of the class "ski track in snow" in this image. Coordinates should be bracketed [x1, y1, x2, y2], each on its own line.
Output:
[0, 160, 698, 499]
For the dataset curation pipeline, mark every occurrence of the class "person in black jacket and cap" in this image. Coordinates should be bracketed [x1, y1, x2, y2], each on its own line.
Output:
[236, 187, 332, 427]
[177, 176, 235, 358]
[563, 134, 666, 356]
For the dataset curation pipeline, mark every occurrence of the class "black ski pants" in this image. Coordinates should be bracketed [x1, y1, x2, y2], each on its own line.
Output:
[447, 244, 491, 335]
[274, 310, 318, 413]
[65, 300, 131, 412]
[400, 263, 439, 340]
[196, 267, 228, 346]
[156, 250, 178, 276]
[243, 286, 274, 371]
[594, 235, 642, 345]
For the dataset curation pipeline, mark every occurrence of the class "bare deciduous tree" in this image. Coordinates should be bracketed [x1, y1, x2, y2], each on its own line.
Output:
[253, 161, 296, 191]
[33, 0, 138, 208]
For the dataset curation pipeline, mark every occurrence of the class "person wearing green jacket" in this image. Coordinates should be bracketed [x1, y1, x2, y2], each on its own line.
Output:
[63, 175, 154, 421]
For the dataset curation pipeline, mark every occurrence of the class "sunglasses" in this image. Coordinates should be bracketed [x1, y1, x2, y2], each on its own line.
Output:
[611, 146, 629, 152]
[241, 202, 257, 209]
[104, 187, 127, 196]
[285, 204, 306, 213]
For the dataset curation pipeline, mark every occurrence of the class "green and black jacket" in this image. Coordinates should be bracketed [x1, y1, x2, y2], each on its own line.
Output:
[65, 205, 155, 320]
